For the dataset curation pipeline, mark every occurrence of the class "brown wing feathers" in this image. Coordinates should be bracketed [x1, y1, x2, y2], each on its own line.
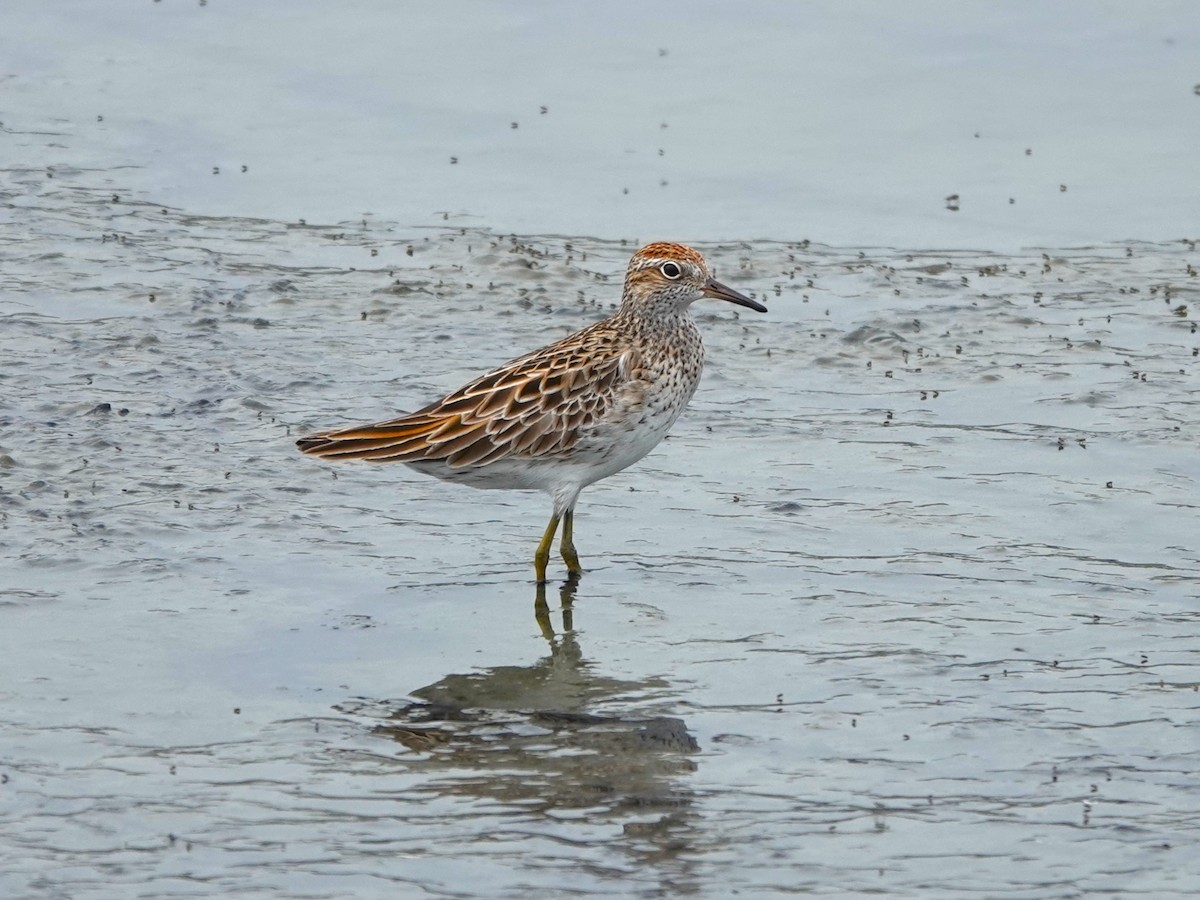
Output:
[296, 331, 631, 468]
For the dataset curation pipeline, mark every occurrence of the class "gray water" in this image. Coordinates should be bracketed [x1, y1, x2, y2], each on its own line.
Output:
[4, 3, 1200, 898]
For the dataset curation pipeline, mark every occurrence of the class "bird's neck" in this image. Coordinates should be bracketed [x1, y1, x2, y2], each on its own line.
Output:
[612, 297, 692, 335]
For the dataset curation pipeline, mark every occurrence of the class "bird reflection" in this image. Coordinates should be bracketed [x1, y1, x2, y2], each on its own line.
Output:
[534, 573, 578, 641]
[335, 577, 701, 883]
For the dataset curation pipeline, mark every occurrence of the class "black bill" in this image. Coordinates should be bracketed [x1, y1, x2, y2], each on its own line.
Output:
[702, 277, 767, 312]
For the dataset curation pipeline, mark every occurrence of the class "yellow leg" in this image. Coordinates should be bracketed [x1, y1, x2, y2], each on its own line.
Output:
[560, 509, 583, 576]
[534, 514, 560, 584]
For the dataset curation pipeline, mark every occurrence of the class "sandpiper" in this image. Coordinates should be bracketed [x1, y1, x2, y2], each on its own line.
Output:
[297, 242, 766, 582]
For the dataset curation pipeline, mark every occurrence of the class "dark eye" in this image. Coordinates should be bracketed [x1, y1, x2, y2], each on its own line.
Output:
[661, 262, 682, 279]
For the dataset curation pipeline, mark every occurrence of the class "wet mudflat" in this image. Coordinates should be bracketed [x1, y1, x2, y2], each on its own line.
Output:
[4, 2, 1200, 897]
[4, 187, 1199, 897]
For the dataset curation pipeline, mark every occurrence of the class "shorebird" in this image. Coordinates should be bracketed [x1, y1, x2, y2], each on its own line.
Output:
[296, 242, 766, 582]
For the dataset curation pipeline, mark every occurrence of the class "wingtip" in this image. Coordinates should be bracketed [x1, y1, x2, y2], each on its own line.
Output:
[296, 435, 325, 454]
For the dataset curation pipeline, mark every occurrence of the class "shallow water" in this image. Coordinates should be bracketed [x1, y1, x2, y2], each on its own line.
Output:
[5, 188, 1200, 897]
[8, 1, 1200, 249]
[4, 3, 1200, 899]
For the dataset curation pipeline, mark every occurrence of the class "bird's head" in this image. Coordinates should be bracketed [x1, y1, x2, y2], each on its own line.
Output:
[622, 242, 766, 316]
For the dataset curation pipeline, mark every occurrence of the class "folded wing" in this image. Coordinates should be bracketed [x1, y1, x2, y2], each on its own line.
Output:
[296, 328, 633, 468]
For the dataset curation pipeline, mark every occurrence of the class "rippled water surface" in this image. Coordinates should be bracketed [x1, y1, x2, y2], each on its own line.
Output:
[4, 3, 1200, 898]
